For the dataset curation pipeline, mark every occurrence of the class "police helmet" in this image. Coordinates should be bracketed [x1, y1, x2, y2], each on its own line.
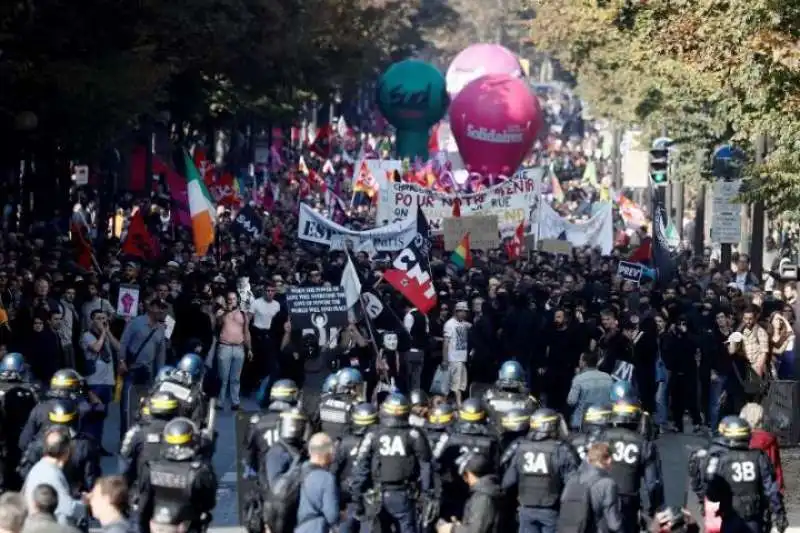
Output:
[336, 368, 363, 395]
[155, 366, 175, 384]
[501, 407, 532, 434]
[610, 380, 637, 403]
[715, 415, 752, 449]
[278, 407, 309, 442]
[351, 402, 378, 431]
[147, 391, 180, 419]
[582, 404, 613, 430]
[427, 402, 455, 430]
[611, 399, 642, 428]
[410, 389, 428, 409]
[270, 379, 299, 405]
[498, 361, 525, 388]
[380, 393, 410, 425]
[162, 417, 199, 459]
[322, 373, 338, 395]
[48, 398, 78, 426]
[0, 352, 25, 379]
[530, 407, 561, 439]
[174, 354, 204, 384]
[458, 398, 486, 423]
[49, 369, 82, 398]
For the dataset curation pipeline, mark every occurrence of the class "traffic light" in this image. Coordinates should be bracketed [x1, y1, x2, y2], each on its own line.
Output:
[649, 148, 669, 187]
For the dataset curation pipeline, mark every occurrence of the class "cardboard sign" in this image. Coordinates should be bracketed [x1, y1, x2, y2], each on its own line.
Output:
[537, 238, 572, 255]
[443, 215, 499, 251]
[617, 261, 644, 284]
[116, 285, 140, 317]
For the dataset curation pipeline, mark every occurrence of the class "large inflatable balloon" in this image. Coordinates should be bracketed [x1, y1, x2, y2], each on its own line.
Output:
[449, 73, 543, 177]
[377, 60, 448, 160]
[446, 43, 522, 98]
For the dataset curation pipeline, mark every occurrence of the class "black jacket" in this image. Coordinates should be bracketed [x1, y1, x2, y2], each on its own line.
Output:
[454, 475, 501, 533]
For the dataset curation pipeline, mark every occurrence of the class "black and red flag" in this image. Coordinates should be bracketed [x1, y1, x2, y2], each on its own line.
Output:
[383, 234, 437, 314]
[121, 211, 160, 261]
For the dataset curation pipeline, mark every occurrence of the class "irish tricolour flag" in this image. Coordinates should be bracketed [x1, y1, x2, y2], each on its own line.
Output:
[184, 151, 216, 256]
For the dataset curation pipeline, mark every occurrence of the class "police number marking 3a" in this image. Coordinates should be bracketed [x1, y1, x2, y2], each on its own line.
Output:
[379, 435, 406, 456]
[522, 452, 548, 474]
[731, 461, 755, 482]
[612, 442, 639, 464]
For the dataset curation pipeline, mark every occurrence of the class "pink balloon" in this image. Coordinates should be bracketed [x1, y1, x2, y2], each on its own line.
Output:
[446, 44, 522, 97]
[450, 74, 543, 178]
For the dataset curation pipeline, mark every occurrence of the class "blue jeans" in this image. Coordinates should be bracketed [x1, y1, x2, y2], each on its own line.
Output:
[217, 344, 245, 405]
[85, 384, 112, 444]
[709, 375, 727, 433]
[655, 371, 671, 426]
[518, 507, 557, 533]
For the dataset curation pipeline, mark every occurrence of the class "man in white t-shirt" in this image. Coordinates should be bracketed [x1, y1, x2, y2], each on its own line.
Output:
[251, 285, 282, 392]
[443, 301, 471, 406]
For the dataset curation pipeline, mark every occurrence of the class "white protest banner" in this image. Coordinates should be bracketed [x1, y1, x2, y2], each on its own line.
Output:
[366, 160, 404, 193]
[376, 167, 545, 237]
[297, 203, 416, 253]
[531, 202, 614, 254]
[442, 215, 500, 251]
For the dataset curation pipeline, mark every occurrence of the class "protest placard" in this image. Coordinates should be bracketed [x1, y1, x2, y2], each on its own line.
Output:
[443, 215, 499, 251]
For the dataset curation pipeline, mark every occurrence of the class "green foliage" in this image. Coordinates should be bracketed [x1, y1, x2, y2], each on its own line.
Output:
[0, 0, 451, 158]
[528, 0, 800, 212]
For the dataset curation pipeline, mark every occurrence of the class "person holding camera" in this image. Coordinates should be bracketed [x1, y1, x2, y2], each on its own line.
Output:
[79, 309, 119, 447]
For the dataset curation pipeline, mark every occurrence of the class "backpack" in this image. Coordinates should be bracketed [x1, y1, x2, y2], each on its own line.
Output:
[262, 443, 313, 533]
[556, 472, 594, 533]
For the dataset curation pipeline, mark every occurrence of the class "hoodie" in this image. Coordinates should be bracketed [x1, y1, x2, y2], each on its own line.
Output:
[454, 475, 501, 533]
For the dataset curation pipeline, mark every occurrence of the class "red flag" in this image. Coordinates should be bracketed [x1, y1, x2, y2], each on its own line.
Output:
[428, 123, 440, 156]
[310, 124, 334, 158]
[628, 237, 652, 263]
[383, 245, 437, 314]
[452, 198, 461, 218]
[121, 211, 160, 261]
[272, 225, 283, 247]
[70, 219, 95, 271]
[505, 221, 525, 260]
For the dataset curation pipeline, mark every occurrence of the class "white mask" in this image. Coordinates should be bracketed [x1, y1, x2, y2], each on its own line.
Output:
[383, 333, 398, 351]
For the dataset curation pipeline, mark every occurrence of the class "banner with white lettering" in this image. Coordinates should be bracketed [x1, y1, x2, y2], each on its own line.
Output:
[297, 203, 416, 253]
[232, 205, 264, 239]
[286, 286, 348, 347]
[376, 168, 545, 236]
[617, 261, 644, 284]
[530, 202, 614, 254]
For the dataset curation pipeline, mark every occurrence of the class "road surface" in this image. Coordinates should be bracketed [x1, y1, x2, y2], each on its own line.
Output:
[95, 401, 798, 531]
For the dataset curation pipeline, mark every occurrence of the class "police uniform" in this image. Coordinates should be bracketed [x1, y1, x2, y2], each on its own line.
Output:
[0, 356, 38, 490]
[352, 394, 433, 533]
[603, 402, 664, 533]
[431, 400, 499, 520]
[138, 418, 217, 533]
[502, 409, 580, 533]
[689, 416, 787, 533]
[245, 406, 287, 487]
[319, 393, 357, 439]
[569, 404, 613, 462]
[18, 399, 100, 496]
[150, 379, 206, 428]
[484, 362, 538, 429]
[333, 403, 378, 533]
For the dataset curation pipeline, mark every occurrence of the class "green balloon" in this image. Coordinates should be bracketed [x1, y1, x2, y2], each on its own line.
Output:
[377, 60, 448, 159]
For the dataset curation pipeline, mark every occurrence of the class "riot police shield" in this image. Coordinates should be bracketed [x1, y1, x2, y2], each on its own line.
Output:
[125, 384, 150, 431]
[236, 410, 259, 525]
[469, 382, 491, 400]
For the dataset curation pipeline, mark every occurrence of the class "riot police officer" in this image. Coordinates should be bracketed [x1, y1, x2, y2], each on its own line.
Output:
[18, 397, 101, 495]
[498, 407, 533, 472]
[409, 389, 428, 428]
[352, 393, 434, 533]
[425, 402, 455, 447]
[334, 402, 378, 533]
[245, 379, 299, 488]
[569, 403, 612, 461]
[0, 352, 38, 489]
[263, 407, 310, 487]
[120, 391, 181, 497]
[150, 354, 207, 428]
[318, 368, 362, 439]
[138, 417, 218, 533]
[603, 399, 664, 533]
[19, 369, 100, 454]
[483, 361, 538, 428]
[322, 373, 338, 397]
[502, 408, 579, 533]
[688, 416, 787, 533]
[431, 398, 500, 520]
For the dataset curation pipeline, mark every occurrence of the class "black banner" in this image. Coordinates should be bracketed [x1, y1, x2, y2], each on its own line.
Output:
[286, 286, 348, 331]
[233, 205, 264, 239]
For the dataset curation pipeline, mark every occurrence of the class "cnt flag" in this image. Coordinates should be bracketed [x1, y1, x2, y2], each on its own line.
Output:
[383, 242, 437, 314]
